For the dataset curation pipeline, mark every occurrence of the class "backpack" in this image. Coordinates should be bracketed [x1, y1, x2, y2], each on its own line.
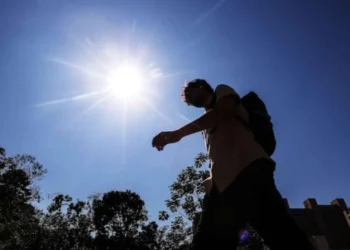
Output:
[239, 91, 276, 156]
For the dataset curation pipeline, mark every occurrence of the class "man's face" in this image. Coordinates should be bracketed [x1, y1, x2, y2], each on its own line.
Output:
[185, 87, 208, 108]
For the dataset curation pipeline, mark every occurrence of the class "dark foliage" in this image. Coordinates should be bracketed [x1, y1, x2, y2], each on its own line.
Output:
[0, 147, 269, 249]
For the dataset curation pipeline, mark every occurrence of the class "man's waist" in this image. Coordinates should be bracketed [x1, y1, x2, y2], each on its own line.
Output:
[209, 157, 275, 193]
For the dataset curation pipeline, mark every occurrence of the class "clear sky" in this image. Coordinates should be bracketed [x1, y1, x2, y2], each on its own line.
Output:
[1, 0, 350, 221]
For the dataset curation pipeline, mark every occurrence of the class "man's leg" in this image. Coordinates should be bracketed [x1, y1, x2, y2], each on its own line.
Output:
[247, 167, 313, 249]
[191, 188, 239, 250]
[222, 159, 313, 250]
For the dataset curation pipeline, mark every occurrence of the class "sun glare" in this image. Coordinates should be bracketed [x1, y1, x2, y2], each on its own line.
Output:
[39, 39, 177, 130]
[107, 63, 144, 99]
[37, 31, 184, 164]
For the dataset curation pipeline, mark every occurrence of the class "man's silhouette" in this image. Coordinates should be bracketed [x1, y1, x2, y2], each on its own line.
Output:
[152, 79, 313, 250]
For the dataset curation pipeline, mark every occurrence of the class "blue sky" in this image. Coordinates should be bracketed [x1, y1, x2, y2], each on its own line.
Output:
[1, 0, 350, 222]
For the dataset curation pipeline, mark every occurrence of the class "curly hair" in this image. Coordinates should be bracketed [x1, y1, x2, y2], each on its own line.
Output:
[181, 79, 214, 104]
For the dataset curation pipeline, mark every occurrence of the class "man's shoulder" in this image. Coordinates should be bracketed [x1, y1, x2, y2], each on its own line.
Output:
[214, 84, 239, 99]
[215, 84, 235, 91]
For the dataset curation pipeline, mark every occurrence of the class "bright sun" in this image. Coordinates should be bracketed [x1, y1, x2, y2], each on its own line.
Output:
[106, 63, 144, 100]
[40, 41, 170, 122]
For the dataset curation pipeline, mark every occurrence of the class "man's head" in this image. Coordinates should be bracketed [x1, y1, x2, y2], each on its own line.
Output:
[181, 79, 214, 108]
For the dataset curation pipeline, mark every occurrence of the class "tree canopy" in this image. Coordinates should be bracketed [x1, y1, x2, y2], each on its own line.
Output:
[0, 147, 269, 249]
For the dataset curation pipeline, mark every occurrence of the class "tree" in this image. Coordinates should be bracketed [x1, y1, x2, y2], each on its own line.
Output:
[33, 190, 161, 250]
[36, 194, 94, 250]
[0, 145, 269, 250]
[37, 190, 161, 250]
[137, 221, 161, 250]
[91, 190, 159, 250]
[0, 147, 46, 250]
[165, 217, 193, 250]
[159, 152, 270, 250]
[158, 153, 210, 249]
[0, 146, 163, 250]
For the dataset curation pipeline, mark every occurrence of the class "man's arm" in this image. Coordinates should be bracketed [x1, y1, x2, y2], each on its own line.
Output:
[177, 85, 240, 138]
[203, 177, 213, 195]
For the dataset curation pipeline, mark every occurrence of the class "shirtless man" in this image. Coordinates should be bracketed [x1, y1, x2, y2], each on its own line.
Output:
[152, 79, 313, 250]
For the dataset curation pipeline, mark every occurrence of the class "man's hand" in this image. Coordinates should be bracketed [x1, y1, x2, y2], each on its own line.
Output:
[152, 130, 183, 151]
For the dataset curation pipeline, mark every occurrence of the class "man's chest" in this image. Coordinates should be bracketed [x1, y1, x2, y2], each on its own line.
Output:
[203, 120, 235, 149]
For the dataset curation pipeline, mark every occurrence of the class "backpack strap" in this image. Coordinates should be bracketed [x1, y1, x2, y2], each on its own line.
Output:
[235, 113, 251, 131]
[206, 93, 216, 111]
[207, 92, 251, 133]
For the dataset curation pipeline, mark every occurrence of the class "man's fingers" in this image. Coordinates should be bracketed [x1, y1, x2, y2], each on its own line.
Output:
[152, 130, 173, 151]
[152, 133, 166, 150]
[152, 133, 161, 147]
